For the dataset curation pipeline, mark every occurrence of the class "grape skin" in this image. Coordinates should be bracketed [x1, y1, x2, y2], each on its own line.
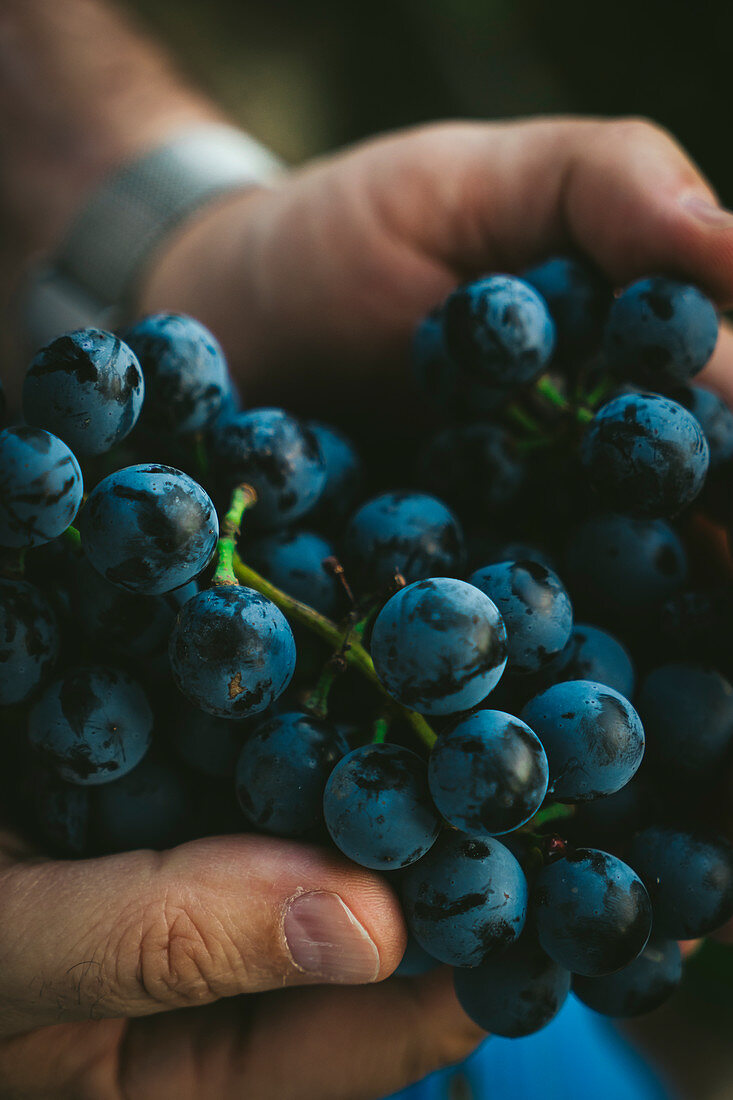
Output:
[323, 743, 440, 870]
[532, 848, 652, 977]
[23, 328, 144, 456]
[0, 426, 83, 549]
[370, 577, 508, 716]
[573, 937, 682, 1018]
[522, 255, 612, 365]
[240, 529, 341, 617]
[0, 579, 58, 705]
[91, 755, 191, 853]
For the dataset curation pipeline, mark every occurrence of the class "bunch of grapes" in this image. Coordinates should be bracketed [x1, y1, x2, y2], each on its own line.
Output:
[2, 259, 733, 1042]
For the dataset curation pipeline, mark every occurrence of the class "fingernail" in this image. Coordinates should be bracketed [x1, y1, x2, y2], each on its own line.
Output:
[681, 194, 733, 228]
[284, 891, 381, 983]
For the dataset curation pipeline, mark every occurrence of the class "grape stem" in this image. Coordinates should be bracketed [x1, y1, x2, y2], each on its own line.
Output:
[534, 375, 594, 426]
[372, 716, 390, 744]
[526, 802, 576, 830]
[212, 484, 258, 586]
[62, 525, 82, 550]
[232, 551, 437, 749]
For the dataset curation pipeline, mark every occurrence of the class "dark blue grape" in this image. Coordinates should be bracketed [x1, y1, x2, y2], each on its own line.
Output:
[341, 491, 465, 594]
[0, 579, 58, 705]
[573, 937, 682, 1018]
[522, 255, 612, 365]
[468, 560, 573, 674]
[72, 557, 178, 659]
[565, 513, 687, 617]
[636, 664, 733, 784]
[412, 310, 513, 416]
[121, 313, 228, 434]
[441, 275, 555, 386]
[169, 586, 295, 718]
[604, 276, 718, 385]
[306, 421, 363, 525]
[237, 711, 348, 836]
[78, 464, 218, 594]
[521, 680, 644, 801]
[370, 578, 507, 716]
[28, 665, 152, 785]
[240, 529, 341, 617]
[418, 424, 525, 516]
[454, 930, 571, 1037]
[581, 393, 709, 517]
[533, 849, 652, 977]
[31, 769, 89, 857]
[401, 831, 527, 966]
[169, 697, 251, 778]
[629, 826, 733, 939]
[323, 743, 440, 869]
[676, 385, 733, 469]
[91, 755, 190, 851]
[23, 328, 144, 455]
[0, 426, 83, 548]
[394, 933, 442, 977]
[549, 624, 635, 698]
[428, 710, 548, 835]
[210, 407, 325, 528]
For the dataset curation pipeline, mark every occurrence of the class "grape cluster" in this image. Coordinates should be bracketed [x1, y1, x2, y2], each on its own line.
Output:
[2, 269, 733, 1045]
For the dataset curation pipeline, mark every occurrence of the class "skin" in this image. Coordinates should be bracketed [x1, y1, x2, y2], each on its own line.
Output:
[3, 1, 733, 1096]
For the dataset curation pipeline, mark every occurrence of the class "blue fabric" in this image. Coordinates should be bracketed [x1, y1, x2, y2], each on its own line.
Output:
[386, 994, 676, 1100]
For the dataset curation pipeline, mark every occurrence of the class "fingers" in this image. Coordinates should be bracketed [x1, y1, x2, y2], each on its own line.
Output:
[118, 969, 486, 1100]
[698, 321, 733, 407]
[389, 116, 733, 303]
[0, 835, 406, 1034]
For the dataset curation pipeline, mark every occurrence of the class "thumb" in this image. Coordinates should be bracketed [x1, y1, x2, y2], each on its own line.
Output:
[0, 834, 406, 1034]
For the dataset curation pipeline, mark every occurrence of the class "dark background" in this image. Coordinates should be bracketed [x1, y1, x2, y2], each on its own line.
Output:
[126, 3, 733, 1096]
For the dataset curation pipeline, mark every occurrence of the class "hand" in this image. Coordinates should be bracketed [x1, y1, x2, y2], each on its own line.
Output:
[140, 116, 733, 404]
[0, 827, 483, 1097]
[6, 114, 733, 1100]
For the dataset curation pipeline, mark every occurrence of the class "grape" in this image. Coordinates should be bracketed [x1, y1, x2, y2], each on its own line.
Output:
[548, 624, 635, 698]
[676, 385, 733, 469]
[0, 426, 83, 548]
[532, 849, 652, 977]
[0, 579, 58, 705]
[522, 255, 612, 365]
[23, 328, 144, 455]
[604, 276, 718, 385]
[573, 937, 682, 1018]
[72, 557, 180, 660]
[581, 393, 709, 517]
[236, 711, 348, 836]
[412, 310, 512, 415]
[636, 664, 733, 784]
[78, 464, 218, 594]
[28, 665, 152, 785]
[169, 697, 251, 778]
[658, 589, 733, 664]
[628, 826, 733, 939]
[394, 933, 442, 977]
[565, 513, 687, 617]
[521, 680, 644, 801]
[323, 743, 440, 869]
[428, 710, 548, 835]
[209, 408, 326, 528]
[169, 586, 296, 718]
[91, 755, 191, 852]
[240, 529, 341, 616]
[441, 275, 555, 387]
[454, 931, 571, 1037]
[306, 421, 363, 525]
[401, 831, 528, 966]
[31, 769, 89, 857]
[418, 423, 525, 517]
[468, 560, 573, 674]
[370, 578, 507, 715]
[341, 491, 465, 594]
[121, 313, 228, 434]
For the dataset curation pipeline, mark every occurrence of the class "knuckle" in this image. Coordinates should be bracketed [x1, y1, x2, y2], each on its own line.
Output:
[604, 114, 672, 148]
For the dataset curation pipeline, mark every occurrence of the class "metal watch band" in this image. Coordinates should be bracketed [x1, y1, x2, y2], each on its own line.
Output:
[22, 124, 283, 348]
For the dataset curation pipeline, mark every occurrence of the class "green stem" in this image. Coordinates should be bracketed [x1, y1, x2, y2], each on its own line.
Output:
[232, 551, 437, 749]
[505, 402, 544, 437]
[584, 377, 614, 409]
[212, 484, 258, 586]
[62, 525, 81, 550]
[527, 802, 576, 830]
[534, 374, 570, 411]
[372, 716, 390, 744]
[304, 663, 339, 720]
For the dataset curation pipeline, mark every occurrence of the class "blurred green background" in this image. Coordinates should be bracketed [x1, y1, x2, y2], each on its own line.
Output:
[127, 3, 733, 1096]
[131, 0, 732, 201]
